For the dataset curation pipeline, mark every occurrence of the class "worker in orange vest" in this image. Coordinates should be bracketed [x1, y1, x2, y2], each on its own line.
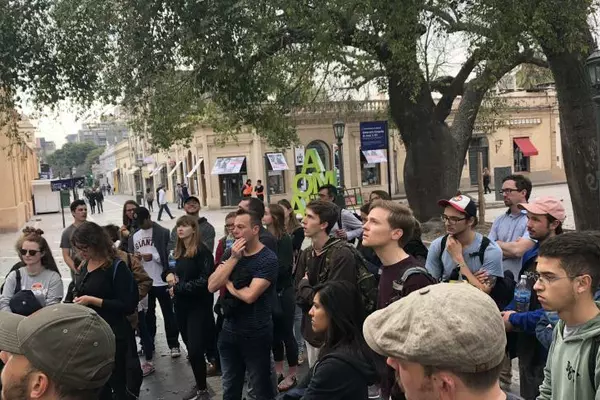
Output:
[242, 179, 253, 198]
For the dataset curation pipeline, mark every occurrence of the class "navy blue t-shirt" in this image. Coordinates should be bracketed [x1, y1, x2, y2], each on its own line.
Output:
[222, 246, 278, 335]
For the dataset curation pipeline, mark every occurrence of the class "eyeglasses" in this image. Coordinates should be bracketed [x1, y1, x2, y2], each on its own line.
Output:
[536, 273, 574, 285]
[20, 249, 41, 256]
[440, 215, 467, 224]
[499, 188, 519, 195]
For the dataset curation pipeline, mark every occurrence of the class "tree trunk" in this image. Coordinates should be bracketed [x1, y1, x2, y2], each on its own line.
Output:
[543, 44, 600, 230]
[388, 75, 467, 221]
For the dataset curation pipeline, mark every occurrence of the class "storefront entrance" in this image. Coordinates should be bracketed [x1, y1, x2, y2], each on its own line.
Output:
[219, 174, 243, 206]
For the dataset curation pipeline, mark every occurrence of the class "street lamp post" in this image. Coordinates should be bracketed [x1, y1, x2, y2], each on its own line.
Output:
[333, 120, 346, 191]
[585, 49, 600, 201]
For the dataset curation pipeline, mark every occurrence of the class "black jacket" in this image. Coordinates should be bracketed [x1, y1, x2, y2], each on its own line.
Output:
[299, 351, 378, 400]
[163, 243, 214, 309]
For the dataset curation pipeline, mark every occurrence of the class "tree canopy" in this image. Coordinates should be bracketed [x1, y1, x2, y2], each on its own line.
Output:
[47, 142, 100, 177]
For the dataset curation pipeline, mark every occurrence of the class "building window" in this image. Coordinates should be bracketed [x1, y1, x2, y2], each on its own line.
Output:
[514, 141, 530, 172]
[268, 171, 286, 194]
[360, 152, 381, 186]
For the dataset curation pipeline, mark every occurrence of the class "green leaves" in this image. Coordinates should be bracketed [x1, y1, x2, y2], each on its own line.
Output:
[47, 142, 100, 177]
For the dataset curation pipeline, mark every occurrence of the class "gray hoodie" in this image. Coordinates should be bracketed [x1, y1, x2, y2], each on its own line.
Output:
[0, 267, 64, 312]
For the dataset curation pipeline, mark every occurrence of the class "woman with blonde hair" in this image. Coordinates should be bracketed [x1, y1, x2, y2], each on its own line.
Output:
[0, 227, 63, 315]
[165, 215, 215, 400]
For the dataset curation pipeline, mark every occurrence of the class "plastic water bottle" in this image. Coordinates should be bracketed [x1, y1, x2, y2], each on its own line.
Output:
[514, 275, 531, 313]
[168, 250, 176, 270]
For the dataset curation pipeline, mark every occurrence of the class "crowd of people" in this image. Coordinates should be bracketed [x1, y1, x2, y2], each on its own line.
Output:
[0, 174, 599, 400]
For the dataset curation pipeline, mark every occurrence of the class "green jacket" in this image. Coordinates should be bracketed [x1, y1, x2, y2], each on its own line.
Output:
[538, 305, 600, 400]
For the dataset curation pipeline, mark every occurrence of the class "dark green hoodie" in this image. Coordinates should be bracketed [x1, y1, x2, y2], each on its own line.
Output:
[538, 304, 600, 400]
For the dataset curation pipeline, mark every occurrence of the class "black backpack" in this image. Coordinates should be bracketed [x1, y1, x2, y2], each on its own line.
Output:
[439, 234, 515, 310]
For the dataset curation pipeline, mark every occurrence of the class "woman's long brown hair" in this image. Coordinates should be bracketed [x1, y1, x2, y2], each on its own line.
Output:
[267, 204, 286, 239]
[175, 215, 200, 259]
[16, 227, 61, 275]
[278, 199, 301, 233]
[71, 222, 117, 262]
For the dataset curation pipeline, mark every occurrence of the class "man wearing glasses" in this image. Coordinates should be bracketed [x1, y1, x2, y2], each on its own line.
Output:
[425, 194, 503, 294]
[489, 175, 536, 281]
[500, 197, 565, 400]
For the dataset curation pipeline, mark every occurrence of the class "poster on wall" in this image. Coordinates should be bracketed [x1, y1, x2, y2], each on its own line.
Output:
[266, 153, 289, 171]
[295, 146, 305, 166]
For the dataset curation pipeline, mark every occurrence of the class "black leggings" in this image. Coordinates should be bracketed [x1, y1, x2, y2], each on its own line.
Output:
[272, 286, 298, 367]
[175, 304, 216, 390]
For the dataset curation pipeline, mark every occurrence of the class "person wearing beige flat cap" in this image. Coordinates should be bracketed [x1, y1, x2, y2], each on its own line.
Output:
[363, 283, 524, 400]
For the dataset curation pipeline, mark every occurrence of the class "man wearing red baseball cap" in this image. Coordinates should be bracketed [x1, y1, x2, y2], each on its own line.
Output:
[425, 194, 503, 294]
[501, 196, 566, 400]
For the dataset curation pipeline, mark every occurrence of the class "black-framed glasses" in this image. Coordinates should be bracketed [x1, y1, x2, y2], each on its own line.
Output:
[20, 249, 40, 256]
[440, 214, 467, 224]
[499, 188, 519, 195]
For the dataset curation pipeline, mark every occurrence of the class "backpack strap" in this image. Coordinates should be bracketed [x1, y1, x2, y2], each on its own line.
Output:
[478, 236, 491, 265]
[589, 335, 600, 389]
[112, 258, 121, 282]
[393, 267, 431, 293]
[14, 269, 22, 295]
[438, 234, 449, 277]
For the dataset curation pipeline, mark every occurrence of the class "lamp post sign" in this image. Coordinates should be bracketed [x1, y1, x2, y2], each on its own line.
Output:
[360, 121, 388, 150]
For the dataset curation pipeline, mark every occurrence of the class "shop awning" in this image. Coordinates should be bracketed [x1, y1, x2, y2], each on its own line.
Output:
[362, 149, 388, 164]
[266, 153, 289, 171]
[187, 158, 204, 178]
[111, 167, 119, 173]
[211, 156, 245, 175]
[168, 161, 182, 177]
[513, 137, 539, 157]
[150, 164, 165, 177]
[127, 167, 139, 175]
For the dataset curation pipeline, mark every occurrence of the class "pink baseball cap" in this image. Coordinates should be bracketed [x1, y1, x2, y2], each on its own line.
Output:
[518, 197, 566, 222]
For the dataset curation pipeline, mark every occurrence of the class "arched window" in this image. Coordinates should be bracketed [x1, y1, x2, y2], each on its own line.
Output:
[306, 140, 331, 171]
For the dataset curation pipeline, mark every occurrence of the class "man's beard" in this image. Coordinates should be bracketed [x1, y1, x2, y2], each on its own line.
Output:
[1, 372, 33, 400]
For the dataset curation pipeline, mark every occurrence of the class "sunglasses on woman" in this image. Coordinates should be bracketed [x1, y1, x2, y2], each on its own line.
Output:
[20, 249, 41, 256]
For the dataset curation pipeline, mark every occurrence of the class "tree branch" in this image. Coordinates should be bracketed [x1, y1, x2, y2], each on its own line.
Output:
[433, 52, 481, 121]
[423, 4, 493, 38]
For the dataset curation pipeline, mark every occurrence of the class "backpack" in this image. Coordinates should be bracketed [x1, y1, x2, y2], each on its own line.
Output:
[321, 240, 378, 315]
[390, 267, 437, 303]
[439, 234, 515, 310]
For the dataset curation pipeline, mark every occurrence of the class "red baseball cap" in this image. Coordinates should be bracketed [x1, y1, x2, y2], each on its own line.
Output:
[438, 195, 477, 218]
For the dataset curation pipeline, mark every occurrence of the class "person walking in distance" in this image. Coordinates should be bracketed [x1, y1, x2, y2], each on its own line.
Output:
[263, 204, 299, 392]
[255, 180, 265, 202]
[130, 207, 182, 358]
[60, 199, 87, 284]
[157, 184, 175, 221]
[0, 304, 116, 400]
[96, 187, 104, 214]
[176, 183, 183, 209]
[483, 167, 492, 194]
[146, 188, 155, 212]
[208, 209, 279, 400]
[166, 216, 216, 400]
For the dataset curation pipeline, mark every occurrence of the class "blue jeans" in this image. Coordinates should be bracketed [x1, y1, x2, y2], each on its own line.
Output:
[219, 328, 275, 400]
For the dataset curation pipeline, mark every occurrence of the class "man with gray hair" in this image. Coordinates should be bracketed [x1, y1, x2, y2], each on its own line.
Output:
[0, 303, 115, 400]
[363, 283, 523, 400]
